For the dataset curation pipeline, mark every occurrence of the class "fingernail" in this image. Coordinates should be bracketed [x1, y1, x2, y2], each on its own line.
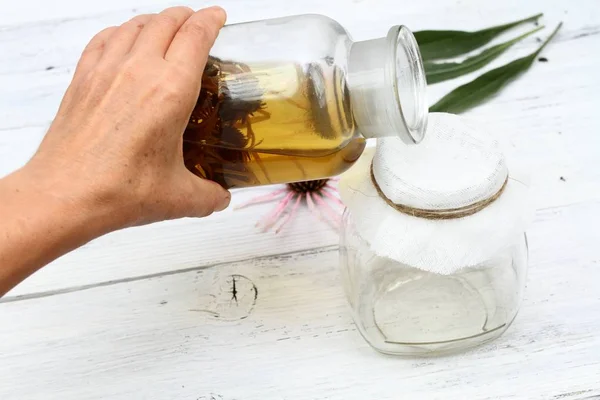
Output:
[216, 191, 231, 212]
[204, 6, 227, 23]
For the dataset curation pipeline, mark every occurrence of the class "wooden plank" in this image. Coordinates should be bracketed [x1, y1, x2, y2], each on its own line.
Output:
[1, 200, 599, 400]
[1, 194, 342, 298]
[1, 0, 600, 299]
[1, 1, 600, 398]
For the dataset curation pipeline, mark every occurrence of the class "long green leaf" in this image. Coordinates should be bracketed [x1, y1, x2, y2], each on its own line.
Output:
[425, 26, 544, 84]
[430, 22, 562, 114]
[415, 13, 542, 61]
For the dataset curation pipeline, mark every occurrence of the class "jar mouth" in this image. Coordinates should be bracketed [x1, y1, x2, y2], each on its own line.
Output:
[386, 25, 428, 144]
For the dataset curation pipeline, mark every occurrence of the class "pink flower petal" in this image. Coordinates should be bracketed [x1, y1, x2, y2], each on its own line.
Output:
[234, 188, 287, 210]
[321, 187, 345, 208]
[310, 192, 341, 230]
[306, 192, 327, 225]
[275, 194, 303, 234]
[258, 192, 295, 231]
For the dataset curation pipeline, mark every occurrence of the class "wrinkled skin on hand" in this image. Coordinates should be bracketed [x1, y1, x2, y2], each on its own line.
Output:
[0, 6, 234, 297]
[29, 6, 231, 229]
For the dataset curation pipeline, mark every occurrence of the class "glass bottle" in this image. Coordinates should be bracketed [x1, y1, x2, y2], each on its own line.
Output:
[183, 14, 428, 189]
[340, 208, 529, 356]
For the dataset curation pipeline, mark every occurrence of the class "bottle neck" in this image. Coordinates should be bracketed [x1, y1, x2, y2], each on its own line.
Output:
[347, 25, 428, 144]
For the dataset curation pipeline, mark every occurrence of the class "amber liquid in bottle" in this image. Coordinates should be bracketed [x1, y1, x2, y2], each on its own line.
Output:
[183, 56, 365, 189]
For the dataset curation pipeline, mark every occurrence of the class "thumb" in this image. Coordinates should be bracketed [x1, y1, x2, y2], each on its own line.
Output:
[183, 173, 231, 218]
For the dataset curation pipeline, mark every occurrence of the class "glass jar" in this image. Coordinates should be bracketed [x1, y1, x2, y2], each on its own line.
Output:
[340, 208, 529, 356]
[183, 14, 428, 189]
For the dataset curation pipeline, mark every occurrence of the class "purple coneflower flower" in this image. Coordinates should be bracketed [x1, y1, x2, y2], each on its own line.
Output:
[235, 178, 344, 233]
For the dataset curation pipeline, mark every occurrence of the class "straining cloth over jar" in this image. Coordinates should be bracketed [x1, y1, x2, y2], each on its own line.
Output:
[339, 112, 535, 275]
[338, 112, 536, 355]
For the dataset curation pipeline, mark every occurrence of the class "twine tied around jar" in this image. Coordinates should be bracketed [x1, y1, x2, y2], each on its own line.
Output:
[338, 113, 535, 274]
[369, 161, 509, 220]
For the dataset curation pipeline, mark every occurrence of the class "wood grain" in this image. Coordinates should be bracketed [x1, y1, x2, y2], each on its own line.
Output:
[2, 0, 600, 298]
[1, 201, 599, 399]
[1, 0, 600, 398]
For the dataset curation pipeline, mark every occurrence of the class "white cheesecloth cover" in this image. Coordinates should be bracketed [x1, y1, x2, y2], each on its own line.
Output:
[338, 112, 535, 275]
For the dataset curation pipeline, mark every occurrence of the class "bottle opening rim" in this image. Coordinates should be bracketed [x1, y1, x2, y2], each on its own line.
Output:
[386, 25, 428, 144]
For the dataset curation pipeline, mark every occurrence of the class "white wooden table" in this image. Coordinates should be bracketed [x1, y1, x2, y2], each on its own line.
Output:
[1, 0, 600, 399]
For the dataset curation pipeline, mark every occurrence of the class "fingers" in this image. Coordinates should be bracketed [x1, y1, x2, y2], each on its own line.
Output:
[182, 172, 231, 218]
[102, 14, 154, 60]
[131, 6, 194, 56]
[74, 5, 225, 80]
[74, 26, 118, 76]
[165, 7, 226, 76]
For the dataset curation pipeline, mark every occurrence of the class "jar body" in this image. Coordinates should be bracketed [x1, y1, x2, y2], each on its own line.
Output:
[182, 14, 428, 189]
[340, 208, 529, 356]
[183, 14, 364, 189]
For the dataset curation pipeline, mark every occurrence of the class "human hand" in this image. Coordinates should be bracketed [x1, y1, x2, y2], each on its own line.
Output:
[24, 6, 231, 232]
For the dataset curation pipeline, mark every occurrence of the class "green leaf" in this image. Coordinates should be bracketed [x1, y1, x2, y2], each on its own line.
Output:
[424, 26, 544, 84]
[415, 13, 543, 61]
[430, 22, 562, 114]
